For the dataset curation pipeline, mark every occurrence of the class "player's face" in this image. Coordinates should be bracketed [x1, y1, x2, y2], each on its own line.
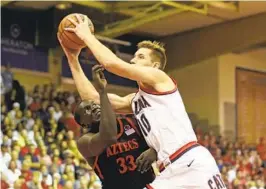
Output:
[130, 48, 156, 68]
[79, 101, 101, 128]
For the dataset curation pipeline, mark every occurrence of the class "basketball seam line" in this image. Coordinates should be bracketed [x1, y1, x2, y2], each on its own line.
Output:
[62, 31, 84, 46]
[59, 22, 84, 46]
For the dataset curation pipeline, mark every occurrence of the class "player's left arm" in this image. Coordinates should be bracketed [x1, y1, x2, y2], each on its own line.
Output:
[77, 67, 117, 158]
[84, 35, 170, 86]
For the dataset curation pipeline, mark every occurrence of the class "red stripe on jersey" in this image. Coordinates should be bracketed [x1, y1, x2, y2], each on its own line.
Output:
[140, 78, 177, 95]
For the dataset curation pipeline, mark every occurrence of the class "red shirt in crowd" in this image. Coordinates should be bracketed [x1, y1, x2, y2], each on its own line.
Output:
[257, 138, 266, 161]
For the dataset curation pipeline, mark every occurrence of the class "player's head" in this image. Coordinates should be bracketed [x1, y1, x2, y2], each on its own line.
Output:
[130, 40, 167, 70]
[74, 100, 101, 129]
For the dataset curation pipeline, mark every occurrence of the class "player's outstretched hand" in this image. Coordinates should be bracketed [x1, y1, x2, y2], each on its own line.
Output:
[57, 32, 81, 63]
[64, 14, 93, 42]
[92, 64, 107, 93]
[136, 148, 157, 173]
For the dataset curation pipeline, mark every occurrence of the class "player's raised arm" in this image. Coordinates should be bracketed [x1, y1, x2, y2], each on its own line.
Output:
[84, 36, 169, 86]
[92, 65, 135, 113]
[57, 33, 133, 113]
[64, 14, 171, 87]
[69, 58, 134, 113]
[76, 67, 117, 157]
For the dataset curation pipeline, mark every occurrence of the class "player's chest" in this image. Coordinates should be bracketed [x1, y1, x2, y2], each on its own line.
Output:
[104, 137, 141, 159]
[132, 94, 154, 116]
[100, 138, 146, 175]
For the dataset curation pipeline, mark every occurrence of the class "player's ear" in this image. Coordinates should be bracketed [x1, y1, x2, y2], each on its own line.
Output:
[153, 62, 160, 69]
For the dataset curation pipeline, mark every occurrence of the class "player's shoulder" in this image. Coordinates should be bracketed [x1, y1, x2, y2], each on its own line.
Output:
[154, 70, 176, 88]
[149, 68, 173, 85]
[126, 93, 137, 99]
[125, 93, 137, 104]
[159, 69, 173, 83]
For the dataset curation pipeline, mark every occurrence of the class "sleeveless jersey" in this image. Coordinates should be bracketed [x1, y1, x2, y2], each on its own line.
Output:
[92, 114, 155, 189]
[131, 81, 197, 163]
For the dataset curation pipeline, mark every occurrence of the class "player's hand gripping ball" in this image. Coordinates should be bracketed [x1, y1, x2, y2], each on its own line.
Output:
[58, 13, 94, 50]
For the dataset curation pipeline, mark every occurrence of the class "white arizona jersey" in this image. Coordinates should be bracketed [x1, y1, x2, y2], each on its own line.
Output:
[131, 82, 197, 162]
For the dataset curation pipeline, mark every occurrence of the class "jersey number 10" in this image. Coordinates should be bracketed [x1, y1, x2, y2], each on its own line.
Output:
[136, 114, 151, 137]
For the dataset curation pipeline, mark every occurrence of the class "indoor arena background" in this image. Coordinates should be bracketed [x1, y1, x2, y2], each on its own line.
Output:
[1, 1, 266, 189]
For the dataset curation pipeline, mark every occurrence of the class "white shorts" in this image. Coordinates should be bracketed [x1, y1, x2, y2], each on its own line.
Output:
[147, 145, 226, 189]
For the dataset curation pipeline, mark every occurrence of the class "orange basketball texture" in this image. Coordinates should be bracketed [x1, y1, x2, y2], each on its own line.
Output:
[58, 13, 94, 50]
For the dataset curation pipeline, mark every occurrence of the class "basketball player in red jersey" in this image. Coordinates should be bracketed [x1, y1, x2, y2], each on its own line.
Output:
[59, 14, 226, 188]
[75, 66, 156, 189]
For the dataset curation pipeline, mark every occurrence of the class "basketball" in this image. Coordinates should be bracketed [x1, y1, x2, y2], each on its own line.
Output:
[58, 13, 94, 50]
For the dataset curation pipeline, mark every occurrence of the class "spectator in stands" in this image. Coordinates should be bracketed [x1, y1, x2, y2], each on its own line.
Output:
[28, 144, 40, 161]
[22, 110, 35, 131]
[9, 102, 20, 120]
[2, 130, 12, 147]
[71, 94, 81, 113]
[14, 127, 26, 147]
[15, 112, 23, 127]
[60, 141, 69, 158]
[50, 163, 61, 178]
[1, 144, 11, 168]
[39, 146, 52, 166]
[66, 91, 75, 105]
[75, 176, 90, 189]
[227, 164, 237, 183]
[9, 80, 26, 111]
[10, 150, 22, 170]
[5, 160, 21, 187]
[26, 171, 42, 189]
[39, 164, 53, 187]
[49, 106, 62, 122]
[33, 85, 40, 95]
[29, 96, 42, 112]
[13, 178, 25, 189]
[257, 137, 266, 164]
[60, 151, 76, 175]
[1, 104, 7, 125]
[62, 112, 80, 139]
[64, 180, 74, 189]
[19, 160, 32, 184]
[1, 64, 13, 95]
[37, 100, 49, 127]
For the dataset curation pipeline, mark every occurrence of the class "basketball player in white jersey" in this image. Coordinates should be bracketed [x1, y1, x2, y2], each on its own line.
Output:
[60, 14, 226, 189]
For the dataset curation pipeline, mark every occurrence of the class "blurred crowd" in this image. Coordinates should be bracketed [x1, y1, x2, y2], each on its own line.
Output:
[1, 68, 265, 189]
[1, 75, 101, 188]
[196, 128, 266, 189]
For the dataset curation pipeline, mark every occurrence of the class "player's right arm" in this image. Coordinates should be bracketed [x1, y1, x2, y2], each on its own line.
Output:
[57, 33, 134, 113]
[77, 67, 117, 158]
[68, 60, 134, 113]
